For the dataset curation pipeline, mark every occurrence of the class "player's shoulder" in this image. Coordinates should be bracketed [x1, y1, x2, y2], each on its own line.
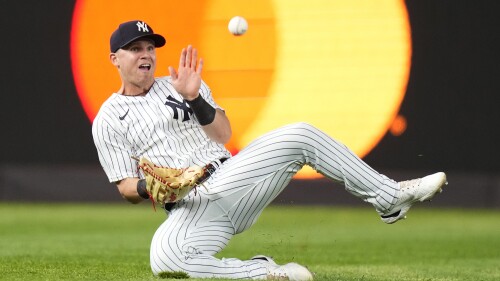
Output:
[93, 94, 124, 123]
[155, 76, 172, 85]
[199, 79, 211, 93]
[152, 76, 174, 92]
[96, 93, 121, 111]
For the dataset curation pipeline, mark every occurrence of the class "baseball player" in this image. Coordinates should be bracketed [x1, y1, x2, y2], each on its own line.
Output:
[92, 20, 448, 280]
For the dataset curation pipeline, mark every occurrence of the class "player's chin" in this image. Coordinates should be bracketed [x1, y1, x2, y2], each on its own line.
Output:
[136, 68, 155, 79]
[134, 76, 155, 88]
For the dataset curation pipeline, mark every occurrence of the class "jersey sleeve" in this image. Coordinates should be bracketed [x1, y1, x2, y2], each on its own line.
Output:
[92, 109, 139, 183]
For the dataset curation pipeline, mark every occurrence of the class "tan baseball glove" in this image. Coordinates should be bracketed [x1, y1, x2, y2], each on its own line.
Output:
[136, 157, 205, 204]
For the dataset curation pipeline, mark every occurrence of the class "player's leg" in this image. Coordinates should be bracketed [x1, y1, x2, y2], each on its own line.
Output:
[150, 188, 314, 280]
[204, 122, 445, 231]
[149, 194, 270, 279]
[150, 122, 445, 278]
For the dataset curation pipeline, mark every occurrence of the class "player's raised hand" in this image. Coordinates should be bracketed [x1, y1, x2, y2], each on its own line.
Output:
[168, 45, 203, 101]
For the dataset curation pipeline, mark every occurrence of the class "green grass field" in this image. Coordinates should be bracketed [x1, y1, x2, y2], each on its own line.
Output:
[1, 203, 499, 281]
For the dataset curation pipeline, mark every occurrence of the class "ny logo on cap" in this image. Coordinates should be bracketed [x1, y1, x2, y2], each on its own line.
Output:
[136, 21, 149, 32]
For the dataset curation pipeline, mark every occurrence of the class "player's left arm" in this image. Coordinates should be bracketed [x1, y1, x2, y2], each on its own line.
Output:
[169, 45, 232, 144]
[201, 108, 231, 144]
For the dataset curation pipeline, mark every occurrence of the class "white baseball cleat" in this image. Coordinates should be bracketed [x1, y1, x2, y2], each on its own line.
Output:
[381, 172, 448, 224]
[251, 255, 313, 281]
[267, 263, 314, 281]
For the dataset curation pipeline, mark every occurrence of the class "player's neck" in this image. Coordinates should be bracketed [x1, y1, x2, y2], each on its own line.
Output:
[119, 82, 153, 96]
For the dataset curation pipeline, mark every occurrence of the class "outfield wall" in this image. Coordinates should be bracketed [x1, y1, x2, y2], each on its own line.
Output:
[2, 1, 500, 209]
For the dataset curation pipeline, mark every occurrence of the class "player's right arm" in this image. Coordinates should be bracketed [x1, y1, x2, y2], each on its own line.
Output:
[115, 178, 144, 204]
[92, 105, 144, 204]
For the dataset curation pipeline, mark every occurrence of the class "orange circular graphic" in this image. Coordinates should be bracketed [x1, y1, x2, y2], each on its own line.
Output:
[71, 0, 411, 179]
[390, 114, 407, 136]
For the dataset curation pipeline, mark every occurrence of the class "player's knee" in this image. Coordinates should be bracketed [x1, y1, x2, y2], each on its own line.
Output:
[150, 253, 184, 275]
[290, 122, 314, 129]
[283, 122, 319, 137]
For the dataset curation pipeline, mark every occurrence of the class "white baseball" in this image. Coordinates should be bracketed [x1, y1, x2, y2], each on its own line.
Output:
[228, 16, 248, 36]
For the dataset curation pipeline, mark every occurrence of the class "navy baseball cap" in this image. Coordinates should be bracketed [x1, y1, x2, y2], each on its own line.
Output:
[110, 20, 166, 52]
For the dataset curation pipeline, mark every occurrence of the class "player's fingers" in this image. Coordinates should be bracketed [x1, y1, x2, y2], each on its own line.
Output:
[196, 58, 204, 74]
[179, 47, 186, 67]
[191, 47, 198, 70]
[185, 45, 192, 68]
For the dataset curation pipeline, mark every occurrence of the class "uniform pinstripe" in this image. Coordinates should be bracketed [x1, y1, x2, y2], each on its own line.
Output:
[92, 77, 231, 182]
[93, 76, 400, 279]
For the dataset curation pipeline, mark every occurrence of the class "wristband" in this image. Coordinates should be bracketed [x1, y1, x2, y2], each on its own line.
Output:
[186, 95, 216, 125]
[137, 179, 149, 199]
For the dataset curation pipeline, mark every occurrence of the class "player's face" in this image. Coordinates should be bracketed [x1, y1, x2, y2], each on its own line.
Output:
[111, 39, 157, 92]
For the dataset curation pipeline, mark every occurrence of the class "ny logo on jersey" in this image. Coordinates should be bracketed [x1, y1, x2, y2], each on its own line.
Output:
[165, 96, 193, 122]
[136, 21, 149, 32]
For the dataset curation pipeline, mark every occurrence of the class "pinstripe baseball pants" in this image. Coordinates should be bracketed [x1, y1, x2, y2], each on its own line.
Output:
[150, 122, 399, 279]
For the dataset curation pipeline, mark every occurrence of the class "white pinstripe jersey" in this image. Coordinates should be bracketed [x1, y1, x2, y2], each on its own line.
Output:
[92, 76, 231, 183]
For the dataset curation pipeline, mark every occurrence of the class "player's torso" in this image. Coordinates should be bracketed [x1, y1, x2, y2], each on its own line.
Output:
[100, 78, 229, 167]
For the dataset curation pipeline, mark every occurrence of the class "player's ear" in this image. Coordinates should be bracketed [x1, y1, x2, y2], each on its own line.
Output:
[110, 52, 120, 68]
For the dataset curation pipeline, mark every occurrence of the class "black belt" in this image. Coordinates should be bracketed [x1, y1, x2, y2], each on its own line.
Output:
[163, 158, 228, 212]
